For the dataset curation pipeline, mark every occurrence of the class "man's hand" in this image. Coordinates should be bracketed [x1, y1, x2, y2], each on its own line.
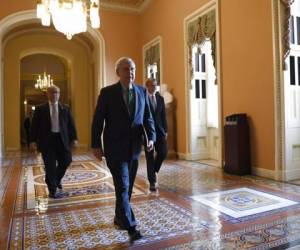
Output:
[147, 140, 154, 152]
[30, 142, 37, 153]
[92, 148, 104, 161]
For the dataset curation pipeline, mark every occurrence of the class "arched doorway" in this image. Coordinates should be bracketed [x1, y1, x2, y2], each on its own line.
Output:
[0, 10, 106, 155]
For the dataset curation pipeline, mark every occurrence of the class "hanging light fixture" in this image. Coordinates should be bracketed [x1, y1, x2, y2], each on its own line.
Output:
[35, 72, 54, 92]
[36, 0, 100, 40]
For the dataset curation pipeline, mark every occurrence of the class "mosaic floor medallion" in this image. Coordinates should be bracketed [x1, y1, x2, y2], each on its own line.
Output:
[25, 161, 146, 209]
[191, 187, 298, 218]
[163, 214, 300, 249]
[9, 198, 207, 249]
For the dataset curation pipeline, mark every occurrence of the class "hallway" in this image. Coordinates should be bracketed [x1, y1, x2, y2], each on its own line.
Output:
[1, 151, 300, 249]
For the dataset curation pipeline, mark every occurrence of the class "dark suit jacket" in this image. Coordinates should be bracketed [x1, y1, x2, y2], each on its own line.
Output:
[30, 102, 78, 152]
[91, 82, 156, 161]
[150, 93, 168, 141]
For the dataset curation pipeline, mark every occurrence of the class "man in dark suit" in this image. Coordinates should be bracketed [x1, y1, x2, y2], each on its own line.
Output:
[91, 57, 155, 242]
[30, 85, 78, 199]
[23, 112, 32, 149]
[145, 78, 168, 192]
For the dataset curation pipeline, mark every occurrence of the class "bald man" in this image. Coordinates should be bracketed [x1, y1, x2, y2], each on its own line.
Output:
[30, 85, 78, 199]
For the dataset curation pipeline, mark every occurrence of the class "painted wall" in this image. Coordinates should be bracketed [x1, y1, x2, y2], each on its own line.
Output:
[3, 33, 91, 149]
[140, 0, 275, 171]
[0, 0, 141, 84]
[140, 0, 211, 155]
[219, 0, 275, 170]
[0, 0, 277, 172]
[0, 1, 141, 150]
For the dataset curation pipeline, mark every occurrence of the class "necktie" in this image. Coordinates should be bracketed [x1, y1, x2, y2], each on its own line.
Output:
[150, 95, 156, 110]
[51, 104, 59, 132]
[127, 88, 134, 116]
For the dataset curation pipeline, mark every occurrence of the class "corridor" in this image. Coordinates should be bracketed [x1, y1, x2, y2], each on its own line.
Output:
[1, 150, 300, 249]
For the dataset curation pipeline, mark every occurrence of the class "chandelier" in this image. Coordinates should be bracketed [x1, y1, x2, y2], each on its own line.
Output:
[36, 0, 100, 40]
[35, 72, 54, 91]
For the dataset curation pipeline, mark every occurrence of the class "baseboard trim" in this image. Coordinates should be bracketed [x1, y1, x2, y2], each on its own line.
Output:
[251, 167, 276, 180]
[177, 152, 208, 160]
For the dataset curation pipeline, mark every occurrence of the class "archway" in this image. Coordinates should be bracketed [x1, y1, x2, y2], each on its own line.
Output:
[0, 10, 106, 155]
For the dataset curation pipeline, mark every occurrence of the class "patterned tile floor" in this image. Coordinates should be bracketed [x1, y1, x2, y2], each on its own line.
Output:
[2, 151, 300, 249]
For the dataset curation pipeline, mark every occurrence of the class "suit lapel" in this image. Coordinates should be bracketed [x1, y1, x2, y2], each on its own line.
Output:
[45, 103, 51, 128]
[58, 103, 64, 129]
[132, 84, 137, 119]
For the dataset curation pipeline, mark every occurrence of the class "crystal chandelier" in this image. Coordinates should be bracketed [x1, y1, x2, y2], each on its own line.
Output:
[35, 72, 54, 91]
[36, 0, 100, 40]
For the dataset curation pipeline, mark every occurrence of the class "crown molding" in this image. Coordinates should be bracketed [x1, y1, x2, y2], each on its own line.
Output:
[100, 0, 151, 14]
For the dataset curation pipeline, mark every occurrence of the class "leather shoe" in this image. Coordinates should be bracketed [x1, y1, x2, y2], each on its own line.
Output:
[129, 230, 143, 242]
[113, 219, 127, 230]
[48, 192, 58, 199]
[57, 182, 63, 189]
[149, 183, 157, 192]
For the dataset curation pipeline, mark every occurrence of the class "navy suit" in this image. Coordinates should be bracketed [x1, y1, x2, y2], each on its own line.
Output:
[145, 93, 168, 185]
[91, 82, 155, 230]
[30, 103, 77, 194]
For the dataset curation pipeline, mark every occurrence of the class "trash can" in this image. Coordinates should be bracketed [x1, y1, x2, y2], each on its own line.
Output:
[224, 113, 251, 175]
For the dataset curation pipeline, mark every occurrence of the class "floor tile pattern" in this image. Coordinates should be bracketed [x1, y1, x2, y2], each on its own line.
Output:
[9, 198, 206, 249]
[163, 214, 300, 250]
[24, 161, 146, 209]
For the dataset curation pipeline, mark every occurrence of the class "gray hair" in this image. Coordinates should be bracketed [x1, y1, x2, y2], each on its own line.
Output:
[47, 84, 60, 92]
[115, 57, 136, 73]
[145, 78, 157, 86]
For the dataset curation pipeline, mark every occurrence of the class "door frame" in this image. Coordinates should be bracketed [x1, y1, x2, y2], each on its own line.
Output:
[183, 0, 222, 166]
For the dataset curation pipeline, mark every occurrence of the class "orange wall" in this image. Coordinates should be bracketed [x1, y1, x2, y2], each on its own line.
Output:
[140, 0, 211, 154]
[0, 0, 141, 84]
[140, 0, 275, 170]
[0, 0, 277, 171]
[219, 0, 275, 170]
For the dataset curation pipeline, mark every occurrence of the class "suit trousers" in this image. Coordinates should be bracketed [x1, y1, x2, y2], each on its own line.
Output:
[106, 158, 139, 230]
[145, 137, 168, 185]
[41, 133, 72, 193]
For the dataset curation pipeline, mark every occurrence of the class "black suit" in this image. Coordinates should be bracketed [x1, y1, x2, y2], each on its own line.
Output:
[145, 92, 168, 185]
[92, 82, 155, 231]
[30, 102, 77, 194]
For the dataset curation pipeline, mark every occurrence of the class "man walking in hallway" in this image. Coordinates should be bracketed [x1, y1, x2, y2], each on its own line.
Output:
[145, 78, 168, 192]
[91, 57, 156, 242]
[30, 85, 78, 199]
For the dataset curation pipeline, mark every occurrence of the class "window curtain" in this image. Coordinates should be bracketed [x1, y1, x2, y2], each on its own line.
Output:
[187, 10, 216, 82]
[280, 0, 294, 70]
[144, 43, 160, 83]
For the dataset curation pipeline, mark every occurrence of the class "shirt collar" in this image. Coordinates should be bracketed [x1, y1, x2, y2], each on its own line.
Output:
[120, 82, 133, 90]
[49, 101, 58, 106]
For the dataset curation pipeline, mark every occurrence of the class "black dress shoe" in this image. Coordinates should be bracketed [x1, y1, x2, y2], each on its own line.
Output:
[48, 192, 58, 199]
[113, 219, 127, 230]
[129, 230, 143, 243]
[57, 182, 63, 189]
[149, 183, 157, 192]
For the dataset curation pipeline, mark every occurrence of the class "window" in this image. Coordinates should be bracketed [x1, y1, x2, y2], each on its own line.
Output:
[192, 41, 218, 128]
[147, 63, 158, 80]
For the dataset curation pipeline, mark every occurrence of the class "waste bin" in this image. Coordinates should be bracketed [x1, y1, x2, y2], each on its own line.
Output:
[224, 113, 251, 175]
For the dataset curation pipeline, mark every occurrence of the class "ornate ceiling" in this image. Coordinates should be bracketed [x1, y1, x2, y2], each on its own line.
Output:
[100, 0, 151, 13]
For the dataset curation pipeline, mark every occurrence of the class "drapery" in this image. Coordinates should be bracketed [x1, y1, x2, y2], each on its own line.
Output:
[187, 10, 216, 81]
[144, 43, 160, 83]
